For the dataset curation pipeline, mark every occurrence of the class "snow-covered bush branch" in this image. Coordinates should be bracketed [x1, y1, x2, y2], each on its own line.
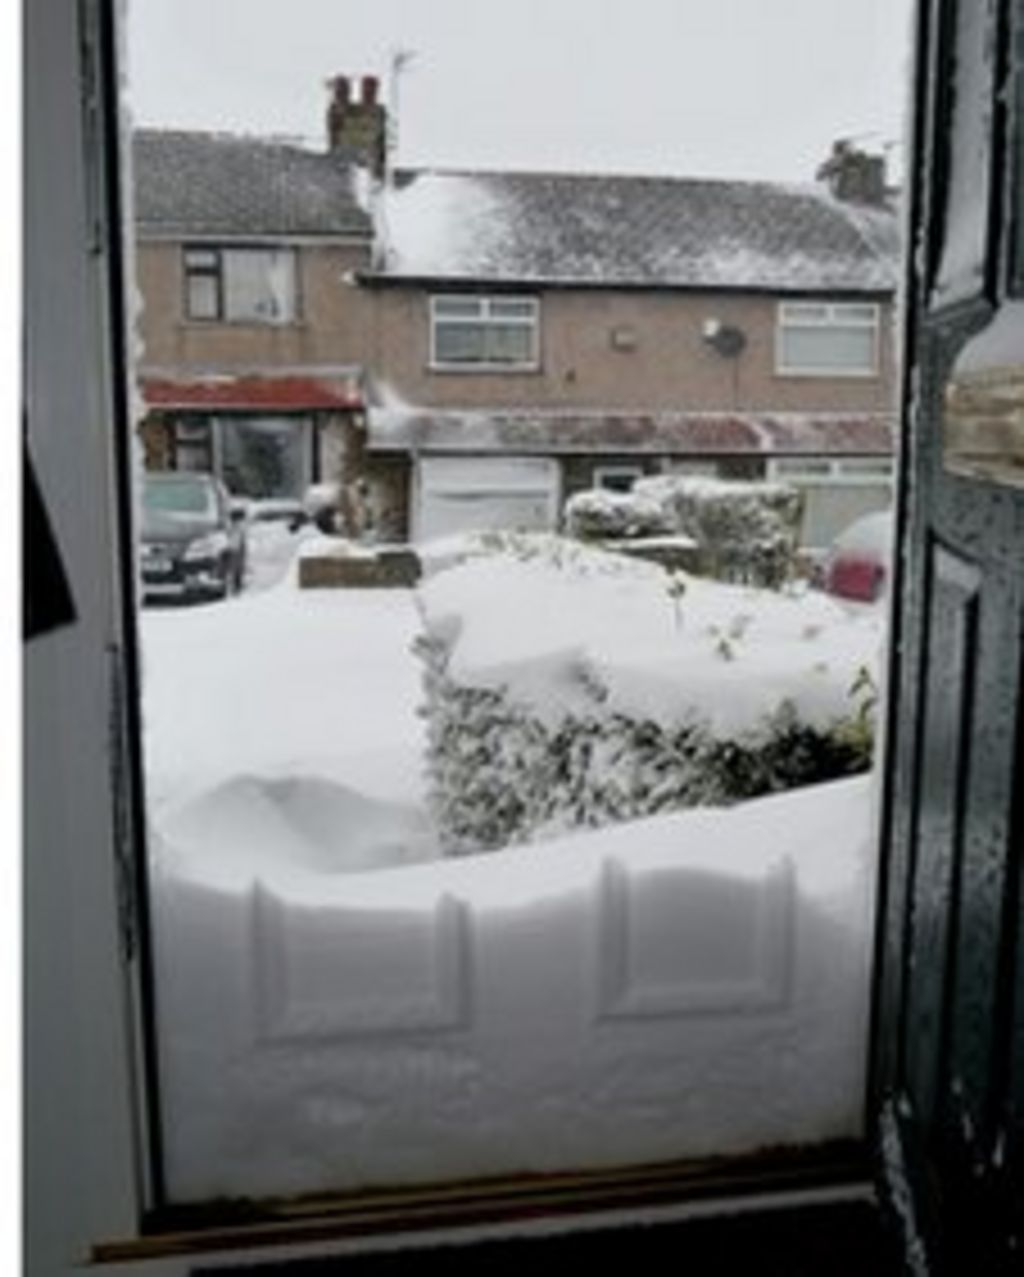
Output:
[564, 475, 804, 589]
[415, 536, 882, 856]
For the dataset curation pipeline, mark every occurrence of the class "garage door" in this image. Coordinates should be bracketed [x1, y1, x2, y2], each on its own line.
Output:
[416, 456, 561, 542]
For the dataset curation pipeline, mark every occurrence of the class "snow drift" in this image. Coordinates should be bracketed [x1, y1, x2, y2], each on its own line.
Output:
[152, 776, 875, 1202]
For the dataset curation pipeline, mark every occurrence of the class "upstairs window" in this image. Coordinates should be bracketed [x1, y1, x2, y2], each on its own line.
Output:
[430, 295, 540, 369]
[183, 245, 298, 324]
[776, 301, 879, 376]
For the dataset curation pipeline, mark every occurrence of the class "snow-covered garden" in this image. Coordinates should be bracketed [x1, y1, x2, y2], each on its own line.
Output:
[140, 525, 887, 1201]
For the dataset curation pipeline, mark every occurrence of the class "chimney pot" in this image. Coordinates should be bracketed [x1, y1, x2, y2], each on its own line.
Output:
[325, 72, 387, 179]
[817, 139, 887, 206]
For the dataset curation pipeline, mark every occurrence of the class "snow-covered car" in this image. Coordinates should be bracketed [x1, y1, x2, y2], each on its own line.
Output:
[140, 473, 246, 602]
[823, 510, 893, 603]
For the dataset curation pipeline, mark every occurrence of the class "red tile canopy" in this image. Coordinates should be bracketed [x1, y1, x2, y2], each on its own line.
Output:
[141, 373, 363, 411]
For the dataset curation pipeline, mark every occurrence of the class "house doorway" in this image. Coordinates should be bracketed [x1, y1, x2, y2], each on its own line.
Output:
[125, 0, 903, 1217]
[36, 2, 1008, 1272]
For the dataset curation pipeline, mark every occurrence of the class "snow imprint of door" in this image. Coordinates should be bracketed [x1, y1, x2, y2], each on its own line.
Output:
[251, 888, 470, 1042]
[595, 856, 795, 1020]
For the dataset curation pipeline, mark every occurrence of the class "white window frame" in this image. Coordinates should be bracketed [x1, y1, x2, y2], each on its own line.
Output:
[429, 295, 540, 371]
[775, 301, 880, 378]
[183, 244, 299, 325]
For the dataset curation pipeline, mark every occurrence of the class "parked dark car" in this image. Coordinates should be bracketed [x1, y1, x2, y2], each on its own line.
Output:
[140, 473, 246, 602]
[823, 509, 893, 604]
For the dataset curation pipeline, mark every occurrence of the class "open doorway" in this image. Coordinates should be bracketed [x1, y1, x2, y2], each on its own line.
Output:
[127, 0, 909, 1213]
[29, 0, 913, 1243]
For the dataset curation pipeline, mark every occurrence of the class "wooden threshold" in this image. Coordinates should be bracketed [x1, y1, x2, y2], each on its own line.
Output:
[92, 1138, 868, 1264]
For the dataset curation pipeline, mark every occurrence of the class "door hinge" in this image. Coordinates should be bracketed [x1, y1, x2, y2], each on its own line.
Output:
[108, 641, 138, 964]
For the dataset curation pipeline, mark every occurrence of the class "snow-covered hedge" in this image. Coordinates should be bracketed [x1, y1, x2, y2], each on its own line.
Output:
[564, 476, 804, 589]
[563, 487, 674, 541]
[415, 536, 881, 855]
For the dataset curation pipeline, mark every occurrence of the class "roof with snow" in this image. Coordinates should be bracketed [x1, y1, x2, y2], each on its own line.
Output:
[367, 407, 895, 456]
[133, 130, 372, 239]
[372, 169, 900, 293]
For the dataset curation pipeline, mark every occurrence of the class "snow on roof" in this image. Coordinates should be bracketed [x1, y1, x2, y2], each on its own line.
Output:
[367, 407, 896, 456]
[133, 129, 372, 239]
[373, 168, 900, 292]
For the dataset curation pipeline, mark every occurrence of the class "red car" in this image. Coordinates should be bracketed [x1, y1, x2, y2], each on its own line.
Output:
[823, 510, 893, 603]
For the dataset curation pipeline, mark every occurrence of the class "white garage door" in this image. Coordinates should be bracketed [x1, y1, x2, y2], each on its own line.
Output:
[416, 456, 561, 542]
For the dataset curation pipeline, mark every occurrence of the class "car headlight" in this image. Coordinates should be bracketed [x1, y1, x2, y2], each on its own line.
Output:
[183, 531, 230, 561]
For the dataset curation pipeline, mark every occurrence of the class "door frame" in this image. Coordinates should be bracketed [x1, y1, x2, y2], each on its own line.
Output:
[868, 0, 1024, 1268]
[24, 0, 921, 1272]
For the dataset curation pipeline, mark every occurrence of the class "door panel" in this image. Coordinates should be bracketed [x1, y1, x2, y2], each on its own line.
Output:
[873, 0, 1024, 1268]
[902, 544, 979, 1132]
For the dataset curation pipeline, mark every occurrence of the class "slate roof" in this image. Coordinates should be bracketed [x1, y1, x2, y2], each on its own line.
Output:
[374, 169, 900, 293]
[367, 407, 896, 457]
[132, 130, 372, 239]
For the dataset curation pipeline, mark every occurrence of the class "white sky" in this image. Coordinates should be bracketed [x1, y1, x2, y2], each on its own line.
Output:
[127, 0, 914, 183]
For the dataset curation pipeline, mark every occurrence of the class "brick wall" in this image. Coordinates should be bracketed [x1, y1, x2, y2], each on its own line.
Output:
[136, 240, 373, 370]
[368, 287, 896, 416]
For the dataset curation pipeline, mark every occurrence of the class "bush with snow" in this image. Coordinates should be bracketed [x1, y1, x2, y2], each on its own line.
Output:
[563, 487, 674, 541]
[415, 537, 881, 855]
[417, 527, 650, 580]
[565, 475, 804, 590]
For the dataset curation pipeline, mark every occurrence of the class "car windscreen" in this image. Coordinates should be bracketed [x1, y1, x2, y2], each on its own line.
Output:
[143, 477, 218, 519]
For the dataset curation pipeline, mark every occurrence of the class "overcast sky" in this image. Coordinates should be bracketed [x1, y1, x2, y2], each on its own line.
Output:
[127, 0, 914, 183]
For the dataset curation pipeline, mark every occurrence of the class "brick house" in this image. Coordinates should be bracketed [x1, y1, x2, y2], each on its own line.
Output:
[358, 150, 901, 547]
[132, 114, 375, 504]
[133, 80, 900, 548]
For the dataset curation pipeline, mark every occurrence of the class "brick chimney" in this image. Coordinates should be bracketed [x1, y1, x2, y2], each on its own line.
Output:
[326, 74, 386, 178]
[817, 139, 887, 206]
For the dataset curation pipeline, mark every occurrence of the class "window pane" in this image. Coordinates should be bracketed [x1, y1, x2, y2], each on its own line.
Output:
[780, 325, 875, 371]
[186, 274, 219, 320]
[833, 303, 878, 324]
[219, 416, 311, 497]
[932, 0, 994, 305]
[184, 247, 218, 270]
[489, 299, 536, 319]
[434, 297, 483, 318]
[435, 322, 487, 362]
[223, 249, 296, 323]
[174, 418, 214, 472]
[781, 302, 829, 322]
[484, 322, 534, 363]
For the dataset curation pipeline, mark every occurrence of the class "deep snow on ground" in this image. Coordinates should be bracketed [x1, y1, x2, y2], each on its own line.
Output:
[141, 535, 881, 1202]
[154, 773, 876, 1200]
[141, 550, 438, 875]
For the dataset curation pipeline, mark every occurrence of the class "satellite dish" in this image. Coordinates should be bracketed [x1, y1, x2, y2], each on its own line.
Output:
[704, 323, 747, 358]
